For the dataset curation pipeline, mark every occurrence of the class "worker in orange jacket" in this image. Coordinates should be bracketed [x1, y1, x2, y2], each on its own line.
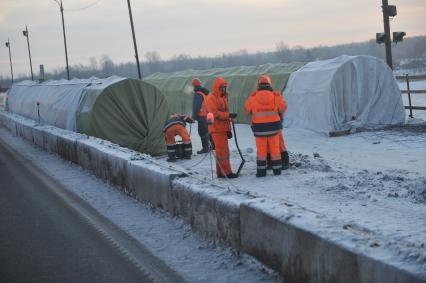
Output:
[206, 77, 238, 178]
[245, 75, 286, 177]
[163, 113, 194, 162]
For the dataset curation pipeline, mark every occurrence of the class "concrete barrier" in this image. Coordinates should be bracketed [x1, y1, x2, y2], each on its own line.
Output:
[171, 178, 249, 247]
[240, 199, 425, 283]
[127, 160, 179, 211]
[76, 139, 130, 190]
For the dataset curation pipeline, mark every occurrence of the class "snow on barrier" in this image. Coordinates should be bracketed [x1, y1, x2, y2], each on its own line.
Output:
[240, 199, 423, 283]
[1, 110, 425, 283]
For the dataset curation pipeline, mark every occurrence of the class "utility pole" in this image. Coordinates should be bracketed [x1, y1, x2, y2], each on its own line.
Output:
[382, 0, 393, 69]
[127, 0, 142, 80]
[54, 0, 70, 80]
[5, 38, 14, 84]
[23, 25, 34, 81]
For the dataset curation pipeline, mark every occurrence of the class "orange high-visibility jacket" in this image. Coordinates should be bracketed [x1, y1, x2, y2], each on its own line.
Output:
[206, 77, 231, 133]
[245, 90, 286, 136]
[196, 91, 208, 117]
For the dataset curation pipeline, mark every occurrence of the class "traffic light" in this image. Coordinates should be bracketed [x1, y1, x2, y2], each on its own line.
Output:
[384, 5, 397, 17]
[376, 33, 387, 44]
[393, 32, 406, 43]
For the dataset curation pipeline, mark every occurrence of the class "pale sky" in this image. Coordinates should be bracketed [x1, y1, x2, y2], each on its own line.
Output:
[0, 0, 425, 78]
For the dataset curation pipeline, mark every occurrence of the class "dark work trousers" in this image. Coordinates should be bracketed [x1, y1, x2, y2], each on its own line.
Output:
[197, 116, 210, 150]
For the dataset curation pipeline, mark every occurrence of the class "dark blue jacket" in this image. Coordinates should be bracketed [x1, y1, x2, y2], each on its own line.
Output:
[192, 86, 209, 119]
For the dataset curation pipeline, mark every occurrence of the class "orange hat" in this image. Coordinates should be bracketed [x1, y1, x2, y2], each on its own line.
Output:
[192, 78, 202, 87]
[258, 75, 272, 86]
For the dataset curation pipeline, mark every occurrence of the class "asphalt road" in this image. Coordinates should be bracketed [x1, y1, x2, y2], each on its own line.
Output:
[0, 138, 179, 283]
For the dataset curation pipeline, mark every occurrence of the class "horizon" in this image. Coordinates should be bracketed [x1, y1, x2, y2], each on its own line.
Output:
[1, 0, 425, 78]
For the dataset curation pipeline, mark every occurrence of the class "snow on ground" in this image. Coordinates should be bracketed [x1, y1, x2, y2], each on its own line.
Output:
[182, 122, 426, 255]
[0, 127, 278, 283]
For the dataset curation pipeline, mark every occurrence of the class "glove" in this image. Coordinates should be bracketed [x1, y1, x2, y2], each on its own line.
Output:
[227, 131, 233, 139]
[229, 113, 238, 119]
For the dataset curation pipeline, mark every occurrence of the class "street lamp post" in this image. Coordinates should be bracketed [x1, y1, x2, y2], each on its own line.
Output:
[5, 38, 14, 84]
[54, 0, 70, 80]
[126, 0, 142, 80]
[23, 25, 34, 81]
[381, 0, 393, 69]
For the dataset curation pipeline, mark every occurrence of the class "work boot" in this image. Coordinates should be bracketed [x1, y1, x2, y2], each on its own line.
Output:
[197, 138, 209, 154]
[257, 159, 267, 177]
[218, 172, 238, 179]
[227, 172, 238, 178]
[183, 142, 192, 159]
[167, 144, 176, 162]
[256, 170, 266, 177]
[266, 153, 272, 170]
[167, 156, 176, 162]
[282, 151, 290, 170]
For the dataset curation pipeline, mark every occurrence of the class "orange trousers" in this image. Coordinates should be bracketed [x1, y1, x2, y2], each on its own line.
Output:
[211, 132, 232, 176]
[165, 124, 191, 145]
[256, 134, 281, 172]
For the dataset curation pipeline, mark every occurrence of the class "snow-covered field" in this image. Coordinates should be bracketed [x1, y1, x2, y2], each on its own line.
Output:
[180, 120, 426, 255]
[174, 80, 426, 266]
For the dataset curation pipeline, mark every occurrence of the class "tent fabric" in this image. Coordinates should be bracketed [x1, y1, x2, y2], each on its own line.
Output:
[7, 76, 170, 155]
[145, 63, 303, 124]
[283, 55, 405, 134]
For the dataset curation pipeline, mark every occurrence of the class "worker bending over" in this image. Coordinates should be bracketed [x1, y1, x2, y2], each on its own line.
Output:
[206, 77, 238, 178]
[163, 113, 194, 162]
[245, 75, 286, 177]
[191, 78, 210, 154]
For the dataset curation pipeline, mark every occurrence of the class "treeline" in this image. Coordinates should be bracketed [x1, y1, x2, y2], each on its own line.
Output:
[1, 35, 425, 87]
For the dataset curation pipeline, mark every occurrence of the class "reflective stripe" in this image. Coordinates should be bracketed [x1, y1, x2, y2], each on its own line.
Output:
[253, 130, 280, 136]
[184, 148, 192, 151]
[166, 143, 176, 146]
[257, 156, 267, 161]
[252, 111, 279, 117]
[167, 149, 176, 153]
[197, 92, 208, 116]
[272, 165, 282, 170]
[163, 120, 185, 132]
[257, 165, 267, 169]
[270, 155, 281, 161]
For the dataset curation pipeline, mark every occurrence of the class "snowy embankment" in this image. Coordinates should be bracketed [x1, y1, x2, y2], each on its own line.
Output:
[1, 104, 426, 282]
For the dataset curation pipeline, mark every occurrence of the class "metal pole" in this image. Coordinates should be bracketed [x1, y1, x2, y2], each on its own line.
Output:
[6, 38, 14, 83]
[406, 74, 413, 118]
[60, 0, 70, 80]
[127, 0, 142, 80]
[382, 0, 393, 69]
[24, 25, 34, 81]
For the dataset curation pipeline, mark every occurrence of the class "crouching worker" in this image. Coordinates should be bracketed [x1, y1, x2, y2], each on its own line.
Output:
[163, 113, 194, 162]
[245, 75, 285, 177]
[206, 77, 238, 179]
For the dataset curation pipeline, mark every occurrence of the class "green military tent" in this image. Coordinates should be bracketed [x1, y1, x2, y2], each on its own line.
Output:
[144, 63, 303, 123]
[7, 76, 169, 155]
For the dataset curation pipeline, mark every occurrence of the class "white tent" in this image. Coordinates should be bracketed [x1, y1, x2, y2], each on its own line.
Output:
[6, 76, 124, 131]
[283, 55, 405, 135]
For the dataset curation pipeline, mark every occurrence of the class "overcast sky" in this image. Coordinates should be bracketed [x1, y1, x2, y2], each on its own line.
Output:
[0, 0, 425, 78]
